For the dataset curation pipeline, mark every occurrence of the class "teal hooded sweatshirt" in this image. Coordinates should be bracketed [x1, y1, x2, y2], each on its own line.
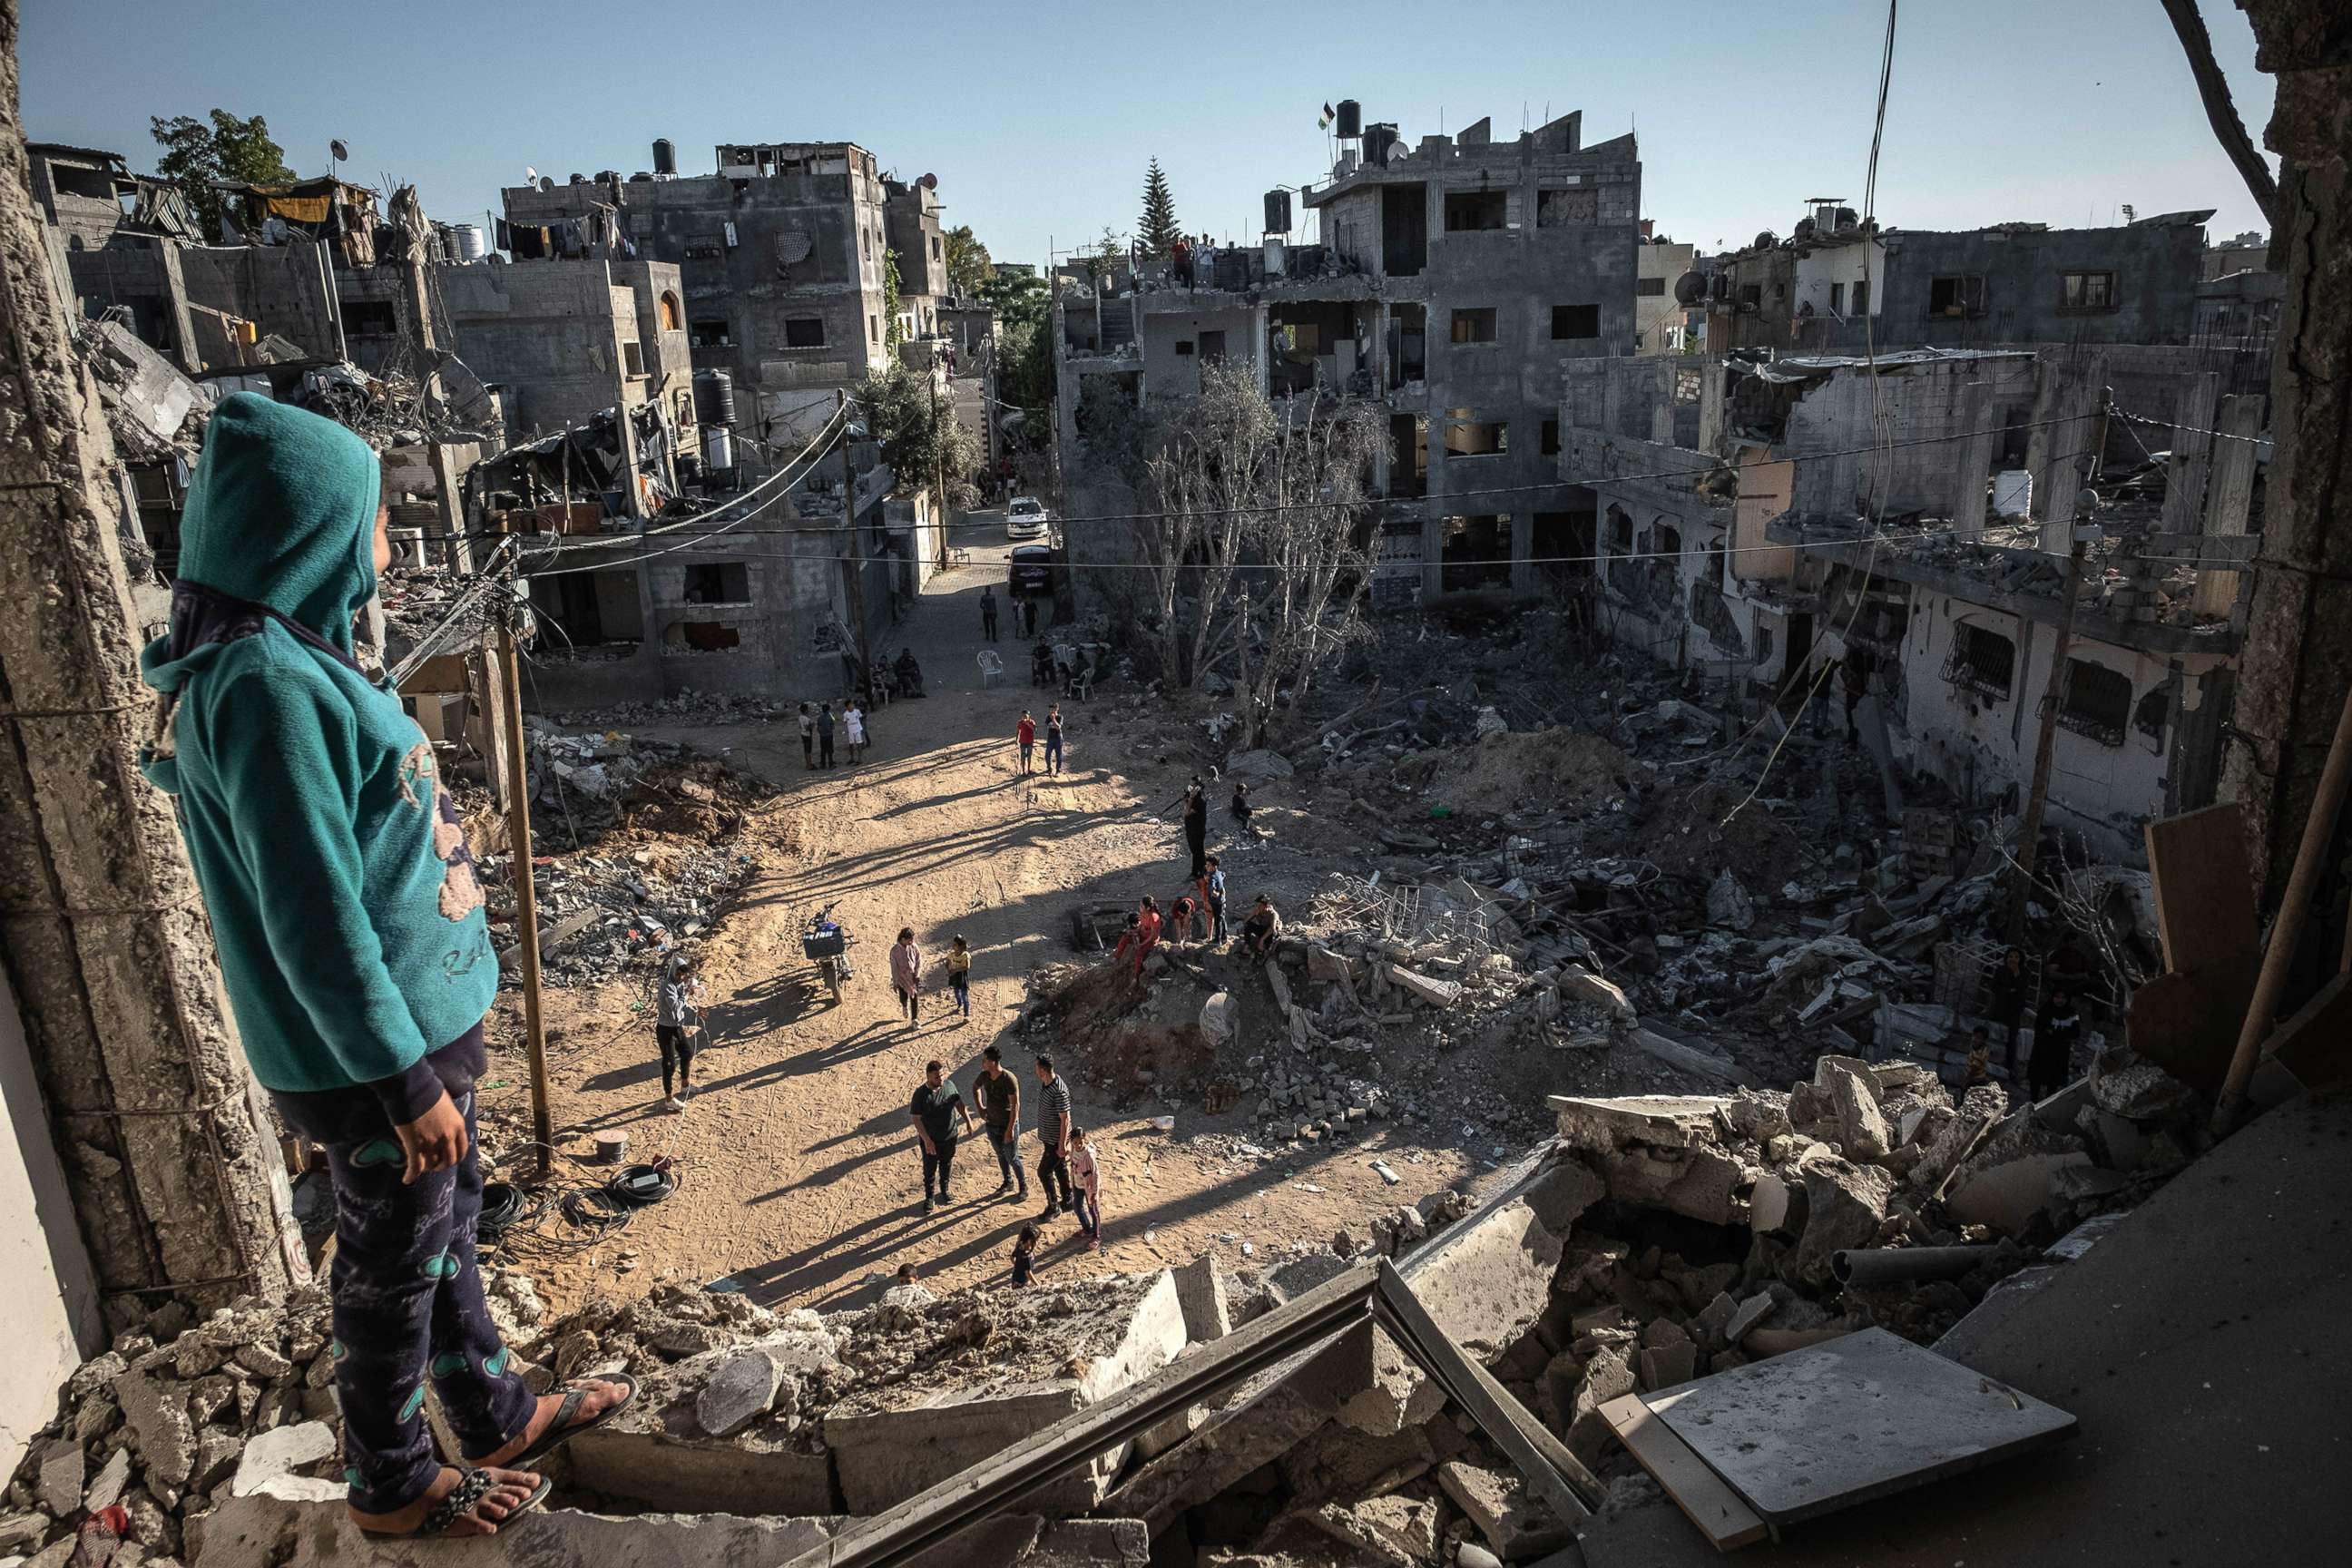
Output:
[139, 394, 496, 1120]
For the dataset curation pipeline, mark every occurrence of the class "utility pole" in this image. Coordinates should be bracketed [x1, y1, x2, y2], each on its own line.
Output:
[1235, 585, 1252, 748]
[837, 389, 871, 692]
[493, 575, 554, 1174]
[2004, 400, 2109, 947]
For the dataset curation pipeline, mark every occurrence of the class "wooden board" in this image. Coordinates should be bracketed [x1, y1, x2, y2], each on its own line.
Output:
[2144, 803, 2258, 975]
[1600, 1393, 1768, 1553]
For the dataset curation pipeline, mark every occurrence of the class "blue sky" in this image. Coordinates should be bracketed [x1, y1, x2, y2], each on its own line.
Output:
[21, 0, 2277, 266]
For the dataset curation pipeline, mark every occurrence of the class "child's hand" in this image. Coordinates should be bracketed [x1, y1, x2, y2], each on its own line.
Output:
[395, 1091, 468, 1184]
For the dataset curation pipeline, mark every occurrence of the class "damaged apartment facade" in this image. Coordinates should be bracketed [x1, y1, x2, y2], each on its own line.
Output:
[502, 142, 910, 451]
[1555, 206, 2267, 858]
[1055, 108, 1639, 605]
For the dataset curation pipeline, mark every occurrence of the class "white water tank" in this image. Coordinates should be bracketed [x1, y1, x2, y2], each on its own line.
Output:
[449, 223, 486, 263]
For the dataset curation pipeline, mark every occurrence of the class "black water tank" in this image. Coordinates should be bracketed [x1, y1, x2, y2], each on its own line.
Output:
[1367, 124, 1398, 166]
[1336, 100, 1361, 139]
[1793, 216, 1817, 240]
[652, 138, 677, 177]
[691, 369, 736, 427]
[1264, 189, 1292, 234]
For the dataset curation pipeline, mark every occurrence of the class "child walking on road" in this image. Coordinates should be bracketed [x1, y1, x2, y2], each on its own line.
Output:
[1068, 1125, 1102, 1251]
[946, 934, 974, 1020]
[656, 951, 707, 1112]
[1016, 710, 1036, 773]
[1010, 1224, 1040, 1286]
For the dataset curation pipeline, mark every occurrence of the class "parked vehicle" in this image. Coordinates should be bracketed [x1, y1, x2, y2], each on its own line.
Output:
[802, 904, 852, 1004]
[1005, 495, 1052, 541]
[1009, 543, 1055, 596]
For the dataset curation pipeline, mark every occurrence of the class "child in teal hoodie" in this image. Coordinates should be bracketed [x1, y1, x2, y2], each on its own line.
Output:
[140, 395, 628, 1538]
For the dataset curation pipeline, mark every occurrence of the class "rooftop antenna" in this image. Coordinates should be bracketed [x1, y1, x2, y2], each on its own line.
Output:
[329, 139, 348, 181]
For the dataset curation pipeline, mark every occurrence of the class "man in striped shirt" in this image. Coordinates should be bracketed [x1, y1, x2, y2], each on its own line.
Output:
[1034, 1054, 1074, 1218]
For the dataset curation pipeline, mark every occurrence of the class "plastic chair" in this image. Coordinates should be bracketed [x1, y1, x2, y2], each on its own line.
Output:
[977, 650, 1004, 689]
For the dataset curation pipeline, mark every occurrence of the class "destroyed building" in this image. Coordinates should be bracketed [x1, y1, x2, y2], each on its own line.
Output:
[501, 142, 910, 448]
[1554, 340, 2264, 859]
[1633, 227, 1697, 356]
[1698, 200, 2215, 356]
[882, 172, 948, 344]
[1054, 106, 1639, 606]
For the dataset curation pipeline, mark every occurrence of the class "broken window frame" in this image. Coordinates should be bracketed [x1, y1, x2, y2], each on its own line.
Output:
[1942, 622, 2016, 701]
[2057, 657, 2132, 746]
[690, 318, 732, 349]
[681, 561, 752, 605]
[1541, 418, 1561, 456]
[1551, 304, 1601, 340]
[1926, 274, 1987, 319]
[1441, 412, 1508, 459]
[1635, 276, 1668, 297]
[2058, 270, 2118, 313]
[783, 316, 827, 348]
[1449, 307, 1499, 345]
[621, 340, 646, 377]
[1443, 189, 1509, 233]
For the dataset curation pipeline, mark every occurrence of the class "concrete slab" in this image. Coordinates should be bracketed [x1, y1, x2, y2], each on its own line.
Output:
[188, 1495, 1147, 1568]
[1406, 1164, 1597, 1363]
[1577, 1096, 2352, 1568]
[828, 1269, 1185, 1515]
[1647, 1329, 2073, 1524]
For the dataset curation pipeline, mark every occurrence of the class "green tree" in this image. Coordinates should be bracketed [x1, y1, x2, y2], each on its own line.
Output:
[980, 270, 1054, 417]
[1139, 159, 1181, 260]
[1086, 225, 1125, 288]
[149, 109, 295, 239]
[943, 225, 993, 297]
[856, 361, 983, 510]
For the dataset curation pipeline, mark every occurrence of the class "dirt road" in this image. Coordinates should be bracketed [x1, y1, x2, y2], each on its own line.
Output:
[488, 523, 1472, 1315]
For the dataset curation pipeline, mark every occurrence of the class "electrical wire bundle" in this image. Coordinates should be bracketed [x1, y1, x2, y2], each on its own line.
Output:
[478, 1153, 681, 1259]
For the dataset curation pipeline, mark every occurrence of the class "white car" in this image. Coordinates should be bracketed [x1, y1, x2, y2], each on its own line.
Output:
[1005, 495, 1052, 542]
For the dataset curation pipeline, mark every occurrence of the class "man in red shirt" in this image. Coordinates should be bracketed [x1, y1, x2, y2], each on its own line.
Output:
[1016, 710, 1036, 773]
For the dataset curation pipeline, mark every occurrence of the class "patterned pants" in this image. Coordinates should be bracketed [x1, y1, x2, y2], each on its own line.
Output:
[290, 1091, 534, 1514]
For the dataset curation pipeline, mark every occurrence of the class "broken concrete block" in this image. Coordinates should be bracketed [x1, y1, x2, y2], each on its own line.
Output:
[0, 1514, 48, 1557]
[1354, 1494, 1439, 1563]
[1639, 1341, 1699, 1390]
[1692, 1291, 1738, 1348]
[828, 1270, 1185, 1515]
[1822, 1062, 1893, 1161]
[230, 1421, 336, 1499]
[1791, 1158, 1895, 1286]
[694, 1348, 782, 1438]
[1749, 1170, 1791, 1232]
[1334, 1325, 1447, 1438]
[1437, 1459, 1574, 1560]
[1910, 1083, 2007, 1192]
[1560, 966, 1637, 1021]
[1707, 869, 1756, 931]
[193, 1429, 245, 1494]
[1406, 1181, 1583, 1365]
[1724, 1292, 1776, 1344]
[1946, 1129, 2093, 1235]
[1387, 965, 1463, 1008]
[34, 1439, 83, 1519]
[1171, 1252, 1231, 1342]
[1197, 992, 1236, 1048]
[83, 1449, 132, 1514]
[113, 1368, 197, 1489]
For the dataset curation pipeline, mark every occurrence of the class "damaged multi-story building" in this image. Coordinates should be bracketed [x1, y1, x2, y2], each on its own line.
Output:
[501, 141, 915, 451]
[1557, 322, 2267, 858]
[1054, 106, 1640, 605]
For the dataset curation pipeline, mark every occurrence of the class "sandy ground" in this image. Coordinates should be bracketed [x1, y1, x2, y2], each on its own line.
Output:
[481, 516, 1475, 1316]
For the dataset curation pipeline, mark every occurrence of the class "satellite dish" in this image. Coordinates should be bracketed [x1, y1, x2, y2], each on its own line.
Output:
[525, 166, 539, 183]
[330, 139, 350, 162]
[919, 172, 938, 190]
[540, 177, 554, 193]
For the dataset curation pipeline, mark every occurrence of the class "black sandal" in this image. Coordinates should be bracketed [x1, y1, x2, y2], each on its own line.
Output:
[468, 1374, 638, 1469]
[358, 1469, 551, 1541]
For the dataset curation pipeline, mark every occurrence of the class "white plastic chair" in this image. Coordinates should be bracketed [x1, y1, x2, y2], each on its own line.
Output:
[977, 650, 1004, 689]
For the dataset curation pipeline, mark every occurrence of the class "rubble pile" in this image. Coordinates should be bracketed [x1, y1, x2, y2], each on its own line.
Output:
[0, 1270, 539, 1568]
[544, 691, 798, 730]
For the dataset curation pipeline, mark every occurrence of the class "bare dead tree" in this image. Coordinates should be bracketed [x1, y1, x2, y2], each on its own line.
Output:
[1238, 399, 1380, 746]
[2160, 0, 2278, 226]
[1138, 361, 1269, 687]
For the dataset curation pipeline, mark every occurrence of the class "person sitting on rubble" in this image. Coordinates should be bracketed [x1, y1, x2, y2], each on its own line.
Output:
[136, 395, 632, 1542]
[1240, 894, 1283, 958]
[894, 647, 925, 698]
[1230, 780, 1259, 837]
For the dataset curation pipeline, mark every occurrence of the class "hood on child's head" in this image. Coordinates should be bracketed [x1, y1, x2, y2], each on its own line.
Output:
[172, 393, 382, 652]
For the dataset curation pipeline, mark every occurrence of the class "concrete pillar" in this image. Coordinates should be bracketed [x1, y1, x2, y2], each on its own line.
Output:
[2160, 372, 2221, 534]
[2192, 393, 2267, 619]
[2034, 351, 2107, 554]
[157, 242, 200, 375]
[0, 34, 307, 1320]
[1947, 376, 1995, 537]
[1696, 359, 1727, 454]
[427, 442, 474, 572]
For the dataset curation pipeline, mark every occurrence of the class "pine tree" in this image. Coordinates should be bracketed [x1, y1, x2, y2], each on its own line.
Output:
[1139, 159, 1181, 261]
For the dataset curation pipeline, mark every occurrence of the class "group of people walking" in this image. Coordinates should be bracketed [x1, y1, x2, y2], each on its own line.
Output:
[1015, 705, 1066, 773]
